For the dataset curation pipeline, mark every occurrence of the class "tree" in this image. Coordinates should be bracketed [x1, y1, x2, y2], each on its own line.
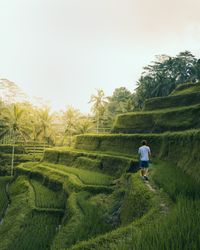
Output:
[108, 87, 134, 111]
[2, 103, 30, 176]
[89, 89, 107, 133]
[135, 51, 198, 108]
[62, 107, 81, 146]
[37, 107, 56, 145]
[75, 117, 94, 135]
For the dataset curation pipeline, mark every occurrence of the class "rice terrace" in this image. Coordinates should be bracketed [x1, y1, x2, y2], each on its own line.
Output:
[2, 0, 200, 248]
[1, 73, 200, 249]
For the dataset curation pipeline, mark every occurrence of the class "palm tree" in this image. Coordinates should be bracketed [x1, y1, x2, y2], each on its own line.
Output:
[3, 104, 30, 176]
[62, 107, 81, 146]
[89, 89, 107, 133]
[37, 107, 55, 146]
[75, 118, 94, 134]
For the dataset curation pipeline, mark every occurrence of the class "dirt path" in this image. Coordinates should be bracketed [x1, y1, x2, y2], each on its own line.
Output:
[144, 180, 170, 214]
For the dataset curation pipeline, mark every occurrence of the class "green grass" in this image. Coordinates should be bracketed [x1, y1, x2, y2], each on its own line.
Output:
[0, 176, 11, 221]
[30, 179, 66, 209]
[151, 161, 200, 201]
[9, 210, 62, 250]
[144, 82, 200, 111]
[120, 174, 153, 226]
[144, 91, 200, 111]
[159, 129, 200, 182]
[67, 173, 160, 250]
[1, 108, 200, 250]
[0, 153, 42, 175]
[0, 175, 64, 250]
[112, 104, 200, 133]
[75, 133, 162, 157]
[18, 162, 114, 186]
[43, 147, 135, 177]
[0, 176, 33, 250]
[52, 190, 120, 250]
[41, 163, 114, 186]
[108, 197, 200, 250]
[17, 162, 114, 195]
[70, 162, 200, 250]
[171, 81, 200, 96]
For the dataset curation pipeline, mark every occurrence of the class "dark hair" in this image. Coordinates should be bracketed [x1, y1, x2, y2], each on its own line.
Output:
[141, 140, 147, 145]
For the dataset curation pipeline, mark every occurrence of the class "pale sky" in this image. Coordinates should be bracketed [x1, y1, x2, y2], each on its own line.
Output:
[0, 0, 200, 113]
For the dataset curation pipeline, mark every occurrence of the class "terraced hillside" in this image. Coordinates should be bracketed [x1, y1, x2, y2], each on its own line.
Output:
[112, 82, 200, 133]
[0, 143, 44, 175]
[0, 82, 200, 249]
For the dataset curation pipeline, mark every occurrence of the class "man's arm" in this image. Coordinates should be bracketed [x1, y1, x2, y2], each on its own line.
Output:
[148, 147, 151, 158]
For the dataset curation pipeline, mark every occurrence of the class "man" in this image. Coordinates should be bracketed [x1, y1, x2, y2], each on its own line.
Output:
[138, 140, 151, 180]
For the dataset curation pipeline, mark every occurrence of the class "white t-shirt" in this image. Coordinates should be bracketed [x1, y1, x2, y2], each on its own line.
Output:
[138, 145, 151, 161]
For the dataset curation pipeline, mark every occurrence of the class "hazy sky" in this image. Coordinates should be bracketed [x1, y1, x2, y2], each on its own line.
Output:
[1, 0, 200, 113]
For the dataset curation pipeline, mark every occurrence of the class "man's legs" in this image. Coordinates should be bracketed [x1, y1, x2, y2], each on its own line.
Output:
[140, 161, 148, 175]
[144, 167, 148, 177]
[141, 168, 145, 177]
[144, 167, 149, 180]
[140, 161, 149, 180]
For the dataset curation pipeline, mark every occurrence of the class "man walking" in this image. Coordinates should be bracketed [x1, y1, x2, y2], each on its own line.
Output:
[138, 140, 151, 180]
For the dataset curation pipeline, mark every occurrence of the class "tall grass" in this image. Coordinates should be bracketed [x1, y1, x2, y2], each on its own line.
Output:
[0, 176, 11, 221]
[0, 176, 63, 250]
[9, 211, 62, 250]
[69, 162, 200, 250]
[52, 191, 113, 250]
[30, 179, 66, 209]
[41, 163, 114, 186]
[123, 197, 200, 250]
[111, 162, 200, 250]
[152, 161, 200, 201]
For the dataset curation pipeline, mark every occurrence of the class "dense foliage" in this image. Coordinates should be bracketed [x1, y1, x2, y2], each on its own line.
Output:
[135, 51, 200, 108]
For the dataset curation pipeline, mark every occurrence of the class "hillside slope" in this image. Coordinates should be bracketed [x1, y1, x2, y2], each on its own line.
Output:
[0, 82, 200, 249]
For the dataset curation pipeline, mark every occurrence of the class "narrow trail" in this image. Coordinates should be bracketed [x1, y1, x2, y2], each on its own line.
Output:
[144, 179, 170, 214]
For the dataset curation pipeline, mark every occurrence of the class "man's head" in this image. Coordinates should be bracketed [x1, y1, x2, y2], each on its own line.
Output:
[141, 140, 147, 146]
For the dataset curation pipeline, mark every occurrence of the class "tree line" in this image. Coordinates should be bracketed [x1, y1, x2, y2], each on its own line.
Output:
[90, 50, 200, 128]
[0, 50, 199, 145]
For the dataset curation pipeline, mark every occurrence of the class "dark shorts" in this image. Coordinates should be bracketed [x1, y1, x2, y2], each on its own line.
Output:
[140, 161, 149, 168]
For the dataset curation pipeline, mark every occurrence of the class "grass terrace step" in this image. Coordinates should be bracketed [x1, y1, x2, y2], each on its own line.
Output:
[43, 148, 138, 177]
[171, 81, 200, 96]
[75, 129, 200, 182]
[69, 161, 200, 250]
[39, 162, 114, 187]
[0, 176, 63, 250]
[68, 172, 163, 250]
[16, 162, 114, 194]
[9, 210, 62, 250]
[52, 191, 114, 250]
[30, 179, 66, 209]
[112, 104, 200, 133]
[144, 91, 200, 111]
[0, 153, 42, 175]
[0, 145, 25, 154]
[75, 133, 162, 156]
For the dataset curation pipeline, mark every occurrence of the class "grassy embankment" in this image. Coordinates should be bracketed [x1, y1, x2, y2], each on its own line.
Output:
[0, 82, 200, 249]
[112, 104, 200, 133]
[0, 175, 63, 250]
[67, 161, 200, 250]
